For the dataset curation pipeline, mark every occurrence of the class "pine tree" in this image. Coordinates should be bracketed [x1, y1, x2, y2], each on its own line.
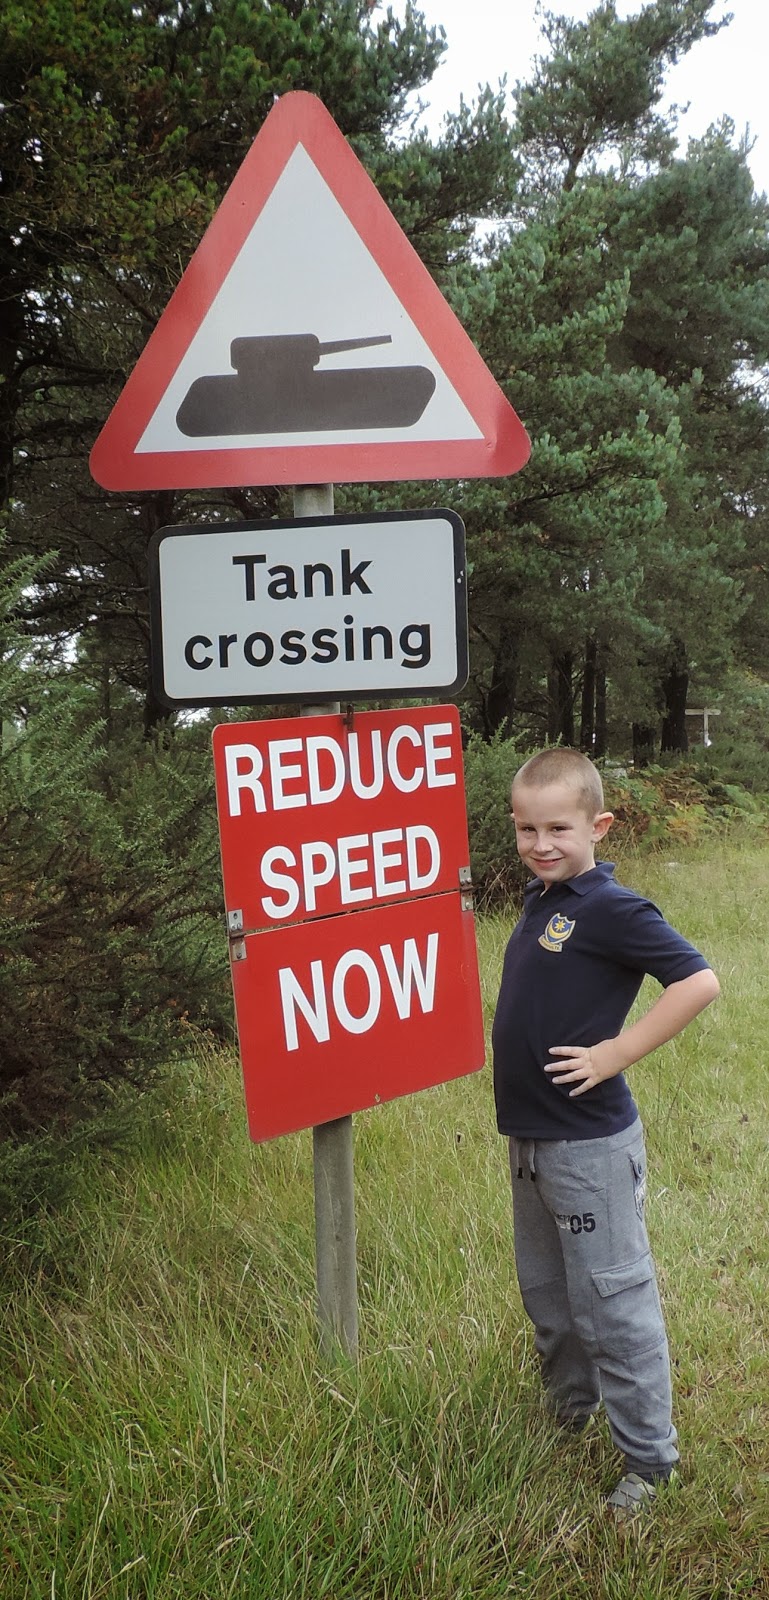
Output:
[2, 0, 519, 730]
[455, 0, 769, 753]
[0, 540, 228, 1142]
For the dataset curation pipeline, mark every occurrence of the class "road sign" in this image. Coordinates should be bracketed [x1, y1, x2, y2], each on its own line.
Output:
[150, 509, 468, 707]
[231, 893, 484, 1142]
[212, 707, 485, 1140]
[213, 706, 473, 930]
[89, 92, 530, 490]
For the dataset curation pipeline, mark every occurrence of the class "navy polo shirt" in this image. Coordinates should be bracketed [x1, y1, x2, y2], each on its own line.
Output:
[492, 861, 710, 1141]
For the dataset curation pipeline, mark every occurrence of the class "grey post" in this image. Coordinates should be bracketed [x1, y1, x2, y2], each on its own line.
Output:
[294, 482, 359, 1361]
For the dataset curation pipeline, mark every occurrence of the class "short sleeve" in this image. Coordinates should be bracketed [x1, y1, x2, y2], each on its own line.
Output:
[593, 890, 710, 987]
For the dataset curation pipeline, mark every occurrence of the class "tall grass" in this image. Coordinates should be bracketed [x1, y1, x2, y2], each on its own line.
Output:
[2, 843, 768, 1598]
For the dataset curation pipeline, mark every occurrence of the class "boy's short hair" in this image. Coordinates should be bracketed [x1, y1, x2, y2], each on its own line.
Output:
[512, 748, 605, 817]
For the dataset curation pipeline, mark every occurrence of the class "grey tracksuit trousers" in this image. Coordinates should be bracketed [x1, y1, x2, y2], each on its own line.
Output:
[509, 1117, 679, 1479]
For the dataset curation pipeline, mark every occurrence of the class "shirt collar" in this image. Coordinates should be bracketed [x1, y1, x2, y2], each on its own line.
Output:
[524, 860, 616, 899]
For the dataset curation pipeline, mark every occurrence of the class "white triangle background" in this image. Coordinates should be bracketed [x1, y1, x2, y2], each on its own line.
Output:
[136, 146, 483, 454]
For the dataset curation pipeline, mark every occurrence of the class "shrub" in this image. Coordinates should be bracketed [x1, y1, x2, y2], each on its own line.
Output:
[602, 763, 766, 851]
[0, 549, 232, 1155]
[462, 730, 531, 906]
[0, 687, 232, 1142]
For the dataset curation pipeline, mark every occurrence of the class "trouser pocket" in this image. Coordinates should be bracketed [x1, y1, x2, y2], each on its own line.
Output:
[591, 1252, 665, 1356]
[630, 1152, 647, 1220]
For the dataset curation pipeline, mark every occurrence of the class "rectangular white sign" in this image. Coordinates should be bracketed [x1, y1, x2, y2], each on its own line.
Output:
[149, 510, 468, 707]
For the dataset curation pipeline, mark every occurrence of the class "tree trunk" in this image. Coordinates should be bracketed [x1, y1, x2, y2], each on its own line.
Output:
[143, 672, 175, 740]
[660, 639, 689, 755]
[632, 723, 657, 767]
[100, 655, 113, 745]
[484, 625, 519, 736]
[0, 280, 25, 507]
[547, 650, 575, 745]
[140, 490, 178, 737]
[579, 634, 597, 752]
[594, 649, 608, 758]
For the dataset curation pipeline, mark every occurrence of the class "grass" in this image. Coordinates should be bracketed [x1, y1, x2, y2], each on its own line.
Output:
[2, 840, 769, 1598]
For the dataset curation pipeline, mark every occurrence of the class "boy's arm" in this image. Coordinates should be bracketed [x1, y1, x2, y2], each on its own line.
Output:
[545, 967, 720, 1097]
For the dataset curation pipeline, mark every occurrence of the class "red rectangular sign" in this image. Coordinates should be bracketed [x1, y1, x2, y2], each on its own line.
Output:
[212, 707, 471, 931]
[231, 892, 484, 1142]
[213, 706, 484, 1141]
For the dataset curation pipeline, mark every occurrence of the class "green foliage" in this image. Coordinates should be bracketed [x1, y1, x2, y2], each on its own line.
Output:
[1, 0, 520, 731]
[6, 0, 769, 755]
[515, 0, 723, 190]
[360, 87, 522, 270]
[685, 671, 769, 793]
[0, 553, 230, 1146]
[462, 730, 532, 906]
[452, 1, 769, 749]
[0, 703, 230, 1140]
[461, 729, 767, 909]
[603, 761, 765, 849]
[0, 0, 446, 272]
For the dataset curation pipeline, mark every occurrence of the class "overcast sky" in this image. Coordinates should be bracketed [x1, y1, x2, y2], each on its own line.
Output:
[395, 0, 769, 196]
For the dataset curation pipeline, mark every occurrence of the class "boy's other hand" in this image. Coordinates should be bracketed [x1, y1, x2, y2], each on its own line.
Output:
[544, 1040, 625, 1096]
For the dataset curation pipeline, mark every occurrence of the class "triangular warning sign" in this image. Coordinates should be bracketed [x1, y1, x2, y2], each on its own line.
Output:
[89, 93, 530, 490]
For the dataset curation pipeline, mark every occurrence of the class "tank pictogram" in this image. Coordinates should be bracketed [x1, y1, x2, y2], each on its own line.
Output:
[175, 333, 436, 437]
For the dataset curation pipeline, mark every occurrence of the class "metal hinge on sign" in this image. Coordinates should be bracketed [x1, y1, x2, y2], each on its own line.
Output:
[227, 908, 246, 962]
[459, 865, 474, 912]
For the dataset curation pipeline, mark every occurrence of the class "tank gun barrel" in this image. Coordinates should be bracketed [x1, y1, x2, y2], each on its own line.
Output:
[317, 335, 392, 356]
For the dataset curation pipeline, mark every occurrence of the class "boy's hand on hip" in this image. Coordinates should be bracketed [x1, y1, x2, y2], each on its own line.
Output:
[543, 972, 719, 1096]
[544, 1039, 625, 1096]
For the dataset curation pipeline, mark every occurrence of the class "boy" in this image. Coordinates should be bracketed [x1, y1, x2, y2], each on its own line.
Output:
[492, 748, 719, 1520]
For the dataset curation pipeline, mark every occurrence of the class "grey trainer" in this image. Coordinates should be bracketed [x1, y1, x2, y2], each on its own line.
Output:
[605, 1472, 658, 1520]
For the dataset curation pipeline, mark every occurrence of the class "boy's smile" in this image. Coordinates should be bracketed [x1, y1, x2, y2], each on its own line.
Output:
[511, 779, 613, 885]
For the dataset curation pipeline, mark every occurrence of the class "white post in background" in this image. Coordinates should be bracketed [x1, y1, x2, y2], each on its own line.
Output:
[293, 482, 358, 1361]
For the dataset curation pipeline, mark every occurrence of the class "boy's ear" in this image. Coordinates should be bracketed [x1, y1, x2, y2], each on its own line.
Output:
[592, 810, 614, 842]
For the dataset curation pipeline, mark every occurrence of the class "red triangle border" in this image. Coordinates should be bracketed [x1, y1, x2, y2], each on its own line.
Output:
[89, 92, 530, 490]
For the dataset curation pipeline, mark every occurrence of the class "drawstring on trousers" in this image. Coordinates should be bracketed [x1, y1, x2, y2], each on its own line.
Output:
[511, 1137, 537, 1181]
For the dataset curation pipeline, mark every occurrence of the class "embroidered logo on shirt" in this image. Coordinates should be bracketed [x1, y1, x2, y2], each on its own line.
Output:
[538, 913, 576, 953]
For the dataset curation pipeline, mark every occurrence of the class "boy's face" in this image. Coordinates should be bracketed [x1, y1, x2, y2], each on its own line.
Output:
[510, 779, 613, 885]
